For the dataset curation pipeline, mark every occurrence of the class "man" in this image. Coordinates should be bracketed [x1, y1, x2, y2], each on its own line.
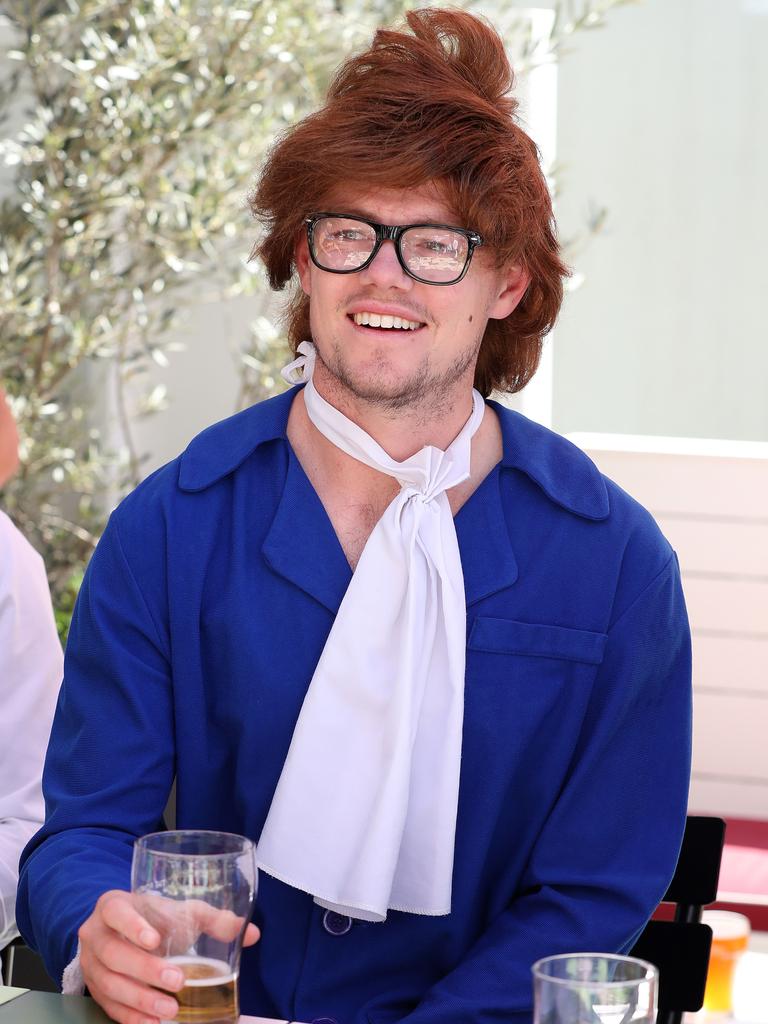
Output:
[0, 386, 63, 952]
[17, 9, 691, 1024]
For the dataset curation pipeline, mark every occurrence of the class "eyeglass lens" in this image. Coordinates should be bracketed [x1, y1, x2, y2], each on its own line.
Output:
[311, 217, 470, 283]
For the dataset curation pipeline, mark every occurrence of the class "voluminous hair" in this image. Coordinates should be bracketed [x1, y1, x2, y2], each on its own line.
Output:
[248, 7, 569, 397]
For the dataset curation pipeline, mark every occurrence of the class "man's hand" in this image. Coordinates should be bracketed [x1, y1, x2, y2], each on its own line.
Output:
[78, 889, 260, 1024]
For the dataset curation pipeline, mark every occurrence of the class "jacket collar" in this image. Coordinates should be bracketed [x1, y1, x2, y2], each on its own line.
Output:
[178, 388, 294, 492]
[488, 399, 609, 521]
[178, 388, 608, 521]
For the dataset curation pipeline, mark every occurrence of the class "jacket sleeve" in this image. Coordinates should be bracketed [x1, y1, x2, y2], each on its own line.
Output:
[390, 553, 692, 1024]
[15, 509, 174, 985]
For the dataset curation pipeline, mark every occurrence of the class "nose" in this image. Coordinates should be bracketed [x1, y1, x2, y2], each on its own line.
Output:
[358, 239, 414, 290]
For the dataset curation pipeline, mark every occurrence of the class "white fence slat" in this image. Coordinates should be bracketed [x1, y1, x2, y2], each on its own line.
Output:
[693, 634, 768, 694]
[692, 693, 768, 780]
[683, 578, 768, 636]
[658, 518, 768, 578]
[570, 447, 768, 520]
[688, 777, 768, 821]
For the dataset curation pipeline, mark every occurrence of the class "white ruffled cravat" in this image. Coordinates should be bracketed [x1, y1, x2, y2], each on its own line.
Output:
[255, 340, 484, 921]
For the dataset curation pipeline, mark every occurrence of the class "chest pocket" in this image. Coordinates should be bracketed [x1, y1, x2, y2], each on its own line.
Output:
[468, 616, 607, 664]
[462, 617, 609, 783]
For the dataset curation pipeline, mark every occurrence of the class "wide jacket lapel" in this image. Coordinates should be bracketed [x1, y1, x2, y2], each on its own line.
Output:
[261, 449, 352, 615]
[455, 465, 519, 607]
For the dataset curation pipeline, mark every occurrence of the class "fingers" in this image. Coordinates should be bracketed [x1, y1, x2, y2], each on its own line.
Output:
[87, 967, 179, 1024]
[96, 930, 184, 991]
[84, 952, 182, 1024]
[79, 888, 261, 1024]
[79, 890, 185, 1024]
[99, 890, 161, 950]
[89, 890, 260, 947]
[193, 904, 248, 942]
[178, 899, 259, 943]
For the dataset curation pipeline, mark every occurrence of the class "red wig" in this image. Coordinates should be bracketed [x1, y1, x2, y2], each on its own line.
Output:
[248, 7, 569, 397]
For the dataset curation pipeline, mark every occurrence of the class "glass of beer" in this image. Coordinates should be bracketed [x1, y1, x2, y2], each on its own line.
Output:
[131, 830, 257, 1024]
[701, 910, 750, 1015]
[532, 953, 658, 1024]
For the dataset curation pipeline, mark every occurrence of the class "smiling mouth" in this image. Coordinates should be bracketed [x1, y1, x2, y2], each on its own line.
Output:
[347, 313, 426, 334]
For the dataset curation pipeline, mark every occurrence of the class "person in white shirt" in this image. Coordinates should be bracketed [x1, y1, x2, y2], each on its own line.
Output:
[0, 386, 63, 951]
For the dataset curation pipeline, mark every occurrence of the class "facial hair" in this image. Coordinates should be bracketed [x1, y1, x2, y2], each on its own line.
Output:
[313, 325, 485, 418]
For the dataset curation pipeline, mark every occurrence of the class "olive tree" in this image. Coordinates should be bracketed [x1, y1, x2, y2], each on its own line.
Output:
[0, 0, 636, 636]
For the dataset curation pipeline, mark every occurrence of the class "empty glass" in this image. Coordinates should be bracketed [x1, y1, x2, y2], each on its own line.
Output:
[532, 953, 658, 1024]
[131, 830, 257, 1024]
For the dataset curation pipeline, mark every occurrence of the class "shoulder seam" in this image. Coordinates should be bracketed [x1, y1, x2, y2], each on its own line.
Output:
[608, 548, 677, 634]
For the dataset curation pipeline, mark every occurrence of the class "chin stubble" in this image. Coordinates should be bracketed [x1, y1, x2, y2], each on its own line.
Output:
[317, 329, 484, 416]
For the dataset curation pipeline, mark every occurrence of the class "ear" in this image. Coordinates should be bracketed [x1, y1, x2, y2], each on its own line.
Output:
[295, 231, 312, 296]
[487, 264, 530, 320]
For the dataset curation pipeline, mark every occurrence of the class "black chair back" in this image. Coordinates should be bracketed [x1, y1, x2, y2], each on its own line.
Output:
[1, 936, 58, 991]
[630, 815, 726, 1024]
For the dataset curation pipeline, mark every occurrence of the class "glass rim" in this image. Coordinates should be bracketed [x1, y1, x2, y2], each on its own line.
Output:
[531, 953, 658, 986]
[701, 909, 751, 936]
[701, 910, 751, 923]
[134, 829, 255, 859]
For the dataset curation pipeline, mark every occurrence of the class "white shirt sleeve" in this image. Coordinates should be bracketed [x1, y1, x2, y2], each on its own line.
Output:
[61, 941, 85, 994]
[0, 511, 63, 949]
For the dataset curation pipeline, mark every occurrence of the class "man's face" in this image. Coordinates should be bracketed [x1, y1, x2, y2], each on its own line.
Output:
[295, 183, 528, 412]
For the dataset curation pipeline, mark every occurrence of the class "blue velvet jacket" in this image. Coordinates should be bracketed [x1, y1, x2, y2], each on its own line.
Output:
[17, 388, 692, 1024]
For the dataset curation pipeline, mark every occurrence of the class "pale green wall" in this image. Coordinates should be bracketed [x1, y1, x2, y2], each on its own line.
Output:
[550, 0, 768, 441]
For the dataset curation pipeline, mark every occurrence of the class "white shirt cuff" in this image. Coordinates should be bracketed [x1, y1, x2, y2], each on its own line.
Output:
[61, 941, 85, 995]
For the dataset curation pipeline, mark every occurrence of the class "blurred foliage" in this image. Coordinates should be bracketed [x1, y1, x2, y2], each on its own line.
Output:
[0, 0, 635, 639]
[52, 569, 83, 643]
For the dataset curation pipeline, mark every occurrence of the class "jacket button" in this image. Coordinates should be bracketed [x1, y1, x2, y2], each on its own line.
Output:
[322, 910, 353, 935]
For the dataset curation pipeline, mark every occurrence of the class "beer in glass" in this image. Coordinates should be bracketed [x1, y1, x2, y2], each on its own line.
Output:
[702, 910, 750, 1014]
[131, 830, 257, 1024]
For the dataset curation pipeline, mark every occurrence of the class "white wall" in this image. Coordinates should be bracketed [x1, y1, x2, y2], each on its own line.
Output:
[127, 291, 263, 476]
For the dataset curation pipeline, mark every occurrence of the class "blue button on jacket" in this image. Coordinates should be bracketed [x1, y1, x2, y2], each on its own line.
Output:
[17, 388, 692, 1024]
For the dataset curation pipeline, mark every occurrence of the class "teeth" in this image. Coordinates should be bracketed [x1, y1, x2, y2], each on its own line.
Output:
[352, 312, 423, 330]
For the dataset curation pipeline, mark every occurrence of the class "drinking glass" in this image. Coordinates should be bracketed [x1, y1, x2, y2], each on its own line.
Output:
[131, 830, 257, 1024]
[532, 953, 658, 1024]
[701, 910, 751, 1014]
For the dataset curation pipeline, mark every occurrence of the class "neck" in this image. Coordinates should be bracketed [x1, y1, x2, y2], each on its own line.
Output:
[310, 359, 478, 461]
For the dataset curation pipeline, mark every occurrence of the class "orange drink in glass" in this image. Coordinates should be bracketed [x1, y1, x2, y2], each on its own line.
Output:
[702, 910, 750, 1014]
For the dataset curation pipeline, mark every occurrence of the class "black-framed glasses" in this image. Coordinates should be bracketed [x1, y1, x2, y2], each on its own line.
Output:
[304, 213, 484, 286]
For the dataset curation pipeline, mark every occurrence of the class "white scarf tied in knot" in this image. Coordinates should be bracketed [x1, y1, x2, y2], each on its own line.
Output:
[255, 340, 485, 921]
